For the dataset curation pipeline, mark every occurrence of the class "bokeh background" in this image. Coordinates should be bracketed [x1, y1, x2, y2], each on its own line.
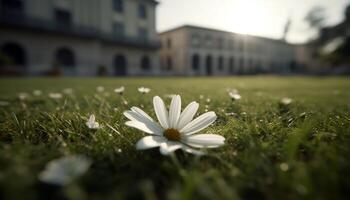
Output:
[0, 0, 349, 77]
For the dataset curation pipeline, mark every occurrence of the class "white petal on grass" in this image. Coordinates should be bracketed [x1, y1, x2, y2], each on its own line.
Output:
[168, 95, 181, 128]
[183, 134, 225, 148]
[177, 101, 199, 130]
[180, 111, 217, 135]
[38, 155, 91, 186]
[153, 96, 169, 129]
[86, 114, 100, 129]
[123, 110, 163, 134]
[114, 86, 125, 94]
[159, 142, 182, 155]
[125, 120, 162, 135]
[136, 136, 166, 150]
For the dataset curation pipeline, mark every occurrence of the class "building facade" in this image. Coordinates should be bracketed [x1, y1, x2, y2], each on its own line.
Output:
[0, 0, 160, 76]
[160, 25, 297, 76]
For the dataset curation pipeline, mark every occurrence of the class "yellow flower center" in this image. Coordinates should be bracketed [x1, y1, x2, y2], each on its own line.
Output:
[164, 128, 181, 141]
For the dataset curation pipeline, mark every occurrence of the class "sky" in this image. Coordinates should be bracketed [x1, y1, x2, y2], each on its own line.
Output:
[156, 0, 350, 44]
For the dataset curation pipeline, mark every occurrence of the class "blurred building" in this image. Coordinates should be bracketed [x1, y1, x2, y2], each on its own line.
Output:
[0, 0, 160, 76]
[160, 25, 297, 75]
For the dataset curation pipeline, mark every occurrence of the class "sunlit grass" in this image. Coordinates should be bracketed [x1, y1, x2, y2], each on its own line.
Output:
[0, 76, 349, 199]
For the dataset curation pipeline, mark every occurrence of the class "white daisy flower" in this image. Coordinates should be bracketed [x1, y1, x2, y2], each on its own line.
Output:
[124, 95, 225, 155]
[38, 155, 91, 186]
[86, 114, 100, 129]
[280, 97, 292, 105]
[18, 92, 29, 101]
[138, 87, 151, 94]
[33, 90, 42, 96]
[0, 101, 10, 106]
[227, 88, 241, 101]
[97, 86, 105, 93]
[228, 91, 241, 101]
[49, 93, 63, 99]
[114, 86, 125, 95]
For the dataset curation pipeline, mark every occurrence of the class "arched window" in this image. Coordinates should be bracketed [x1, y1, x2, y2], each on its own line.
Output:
[205, 55, 212, 75]
[141, 56, 151, 71]
[238, 57, 244, 74]
[1, 42, 26, 67]
[55, 47, 75, 68]
[114, 54, 127, 76]
[218, 56, 223, 70]
[166, 56, 172, 71]
[192, 54, 200, 71]
[229, 57, 234, 74]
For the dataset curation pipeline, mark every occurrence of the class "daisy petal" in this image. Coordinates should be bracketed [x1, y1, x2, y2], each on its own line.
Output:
[125, 121, 162, 135]
[180, 111, 217, 135]
[183, 134, 225, 148]
[159, 142, 182, 155]
[124, 110, 163, 134]
[89, 115, 95, 123]
[131, 107, 154, 122]
[153, 96, 169, 129]
[177, 101, 199, 130]
[136, 136, 166, 150]
[168, 95, 181, 128]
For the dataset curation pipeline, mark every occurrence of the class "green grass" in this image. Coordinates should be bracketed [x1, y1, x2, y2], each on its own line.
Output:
[0, 76, 349, 200]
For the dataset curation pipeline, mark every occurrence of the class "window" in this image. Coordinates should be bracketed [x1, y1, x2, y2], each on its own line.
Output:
[141, 56, 151, 71]
[229, 57, 234, 74]
[205, 36, 212, 48]
[166, 56, 172, 70]
[55, 9, 72, 27]
[138, 27, 148, 39]
[55, 47, 75, 68]
[138, 4, 147, 19]
[192, 54, 200, 71]
[114, 54, 127, 76]
[113, 0, 123, 12]
[167, 38, 172, 49]
[218, 56, 223, 70]
[1, 42, 26, 66]
[191, 34, 200, 47]
[112, 22, 124, 37]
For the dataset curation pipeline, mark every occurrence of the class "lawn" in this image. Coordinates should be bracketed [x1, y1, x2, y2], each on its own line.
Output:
[0, 76, 349, 200]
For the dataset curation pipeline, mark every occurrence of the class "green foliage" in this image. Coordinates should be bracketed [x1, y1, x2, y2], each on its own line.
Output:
[0, 77, 349, 200]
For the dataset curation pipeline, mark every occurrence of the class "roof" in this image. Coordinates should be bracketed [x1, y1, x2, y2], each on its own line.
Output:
[159, 24, 293, 45]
